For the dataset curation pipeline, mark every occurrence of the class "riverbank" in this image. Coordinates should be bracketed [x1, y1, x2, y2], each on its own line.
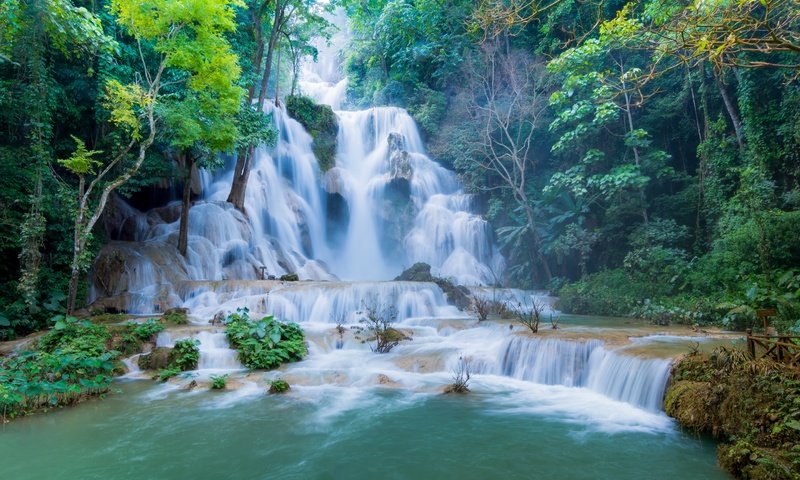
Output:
[665, 351, 800, 479]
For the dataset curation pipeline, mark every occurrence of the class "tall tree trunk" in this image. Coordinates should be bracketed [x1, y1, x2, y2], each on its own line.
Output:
[227, 146, 255, 211]
[229, 0, 285, 211]
[274, 42, 281, 105]
[178, 152, 195, 257]
[620, 64, 649, 225]
[522, 201, 552, 283]
[257, 0, 286, 106]
[715, 73, 745, 151]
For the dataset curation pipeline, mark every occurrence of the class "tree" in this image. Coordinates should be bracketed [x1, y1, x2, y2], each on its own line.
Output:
[464, 42, 553, 282]
[60, 0, 243, 313]
[228, 0, 331, 211]
[1, 0, 110, 308]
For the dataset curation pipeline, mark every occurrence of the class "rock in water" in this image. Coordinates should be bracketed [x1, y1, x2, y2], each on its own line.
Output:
[138, 347, 173, 370]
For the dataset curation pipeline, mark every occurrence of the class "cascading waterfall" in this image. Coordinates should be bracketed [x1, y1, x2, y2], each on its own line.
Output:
[89, 31, 503, 309]
[480, 336, 672, 411]
[91, 10, 678, 420]
[156, 330, 243, 371]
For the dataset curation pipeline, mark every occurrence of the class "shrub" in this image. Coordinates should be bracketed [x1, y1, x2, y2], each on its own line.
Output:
[268, 378, 290, 394]
[0, 316, 118, 419]
[444, 356, 471, 394]
[171, 339, 200, 371]
[130, 319, 165, 341]
[163, 308, 188, 325]
[351, 302, 409, 353]
[557, 269, 667, 316]
[210, 374, 228, 390]
[224, 309, 306, 370]
[157, 367, 181, 382]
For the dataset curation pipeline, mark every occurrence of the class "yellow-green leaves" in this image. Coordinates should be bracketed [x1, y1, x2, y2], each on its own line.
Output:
[109, 0, 244, 153]
[103, 80, 150, 140]
[57, 136, 103, 176]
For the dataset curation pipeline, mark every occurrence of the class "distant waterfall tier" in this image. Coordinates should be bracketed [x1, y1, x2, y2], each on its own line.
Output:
[478, 336, 672, 411]
[180, 280, 466, 325]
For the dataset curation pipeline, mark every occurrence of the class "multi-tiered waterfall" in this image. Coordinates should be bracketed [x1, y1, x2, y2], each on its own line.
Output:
[89, 30, 502, 312]
[91, 12, 679, 421]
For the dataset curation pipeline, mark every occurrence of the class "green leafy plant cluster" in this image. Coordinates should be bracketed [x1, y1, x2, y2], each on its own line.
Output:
[224, 308, 306, 370]
[106, 318, 165, 355]
[170, 339, 200, 371]
[210, 374, 228, 390]
[284, 95, 338, 171]
[268, 378, 289, 394]
[157, 367, 181, 382]
[0, 316, 118, 420]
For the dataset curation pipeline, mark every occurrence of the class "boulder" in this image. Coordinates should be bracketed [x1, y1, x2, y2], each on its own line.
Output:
[394, 262, 434, 282]
[138, 347, 173, 370]
[387, 132, 413, 182]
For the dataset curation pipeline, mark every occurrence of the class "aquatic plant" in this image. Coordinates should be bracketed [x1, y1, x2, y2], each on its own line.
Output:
[224, 308, 306, 370]
[210, 374, 228, 390]
[268, 378, 290, 394]
[171, 339, 200, 371]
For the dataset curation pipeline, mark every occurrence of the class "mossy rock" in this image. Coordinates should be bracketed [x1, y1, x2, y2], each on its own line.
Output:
[394, 263, 470, 310]
[138, 347, 173, 370]
[663, 380, 720, 433]
[285, 95, 338, 172]
[395, 262, 434, 282]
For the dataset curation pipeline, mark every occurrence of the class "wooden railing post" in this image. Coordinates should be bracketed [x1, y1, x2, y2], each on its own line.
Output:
[746, 329, 755, 359]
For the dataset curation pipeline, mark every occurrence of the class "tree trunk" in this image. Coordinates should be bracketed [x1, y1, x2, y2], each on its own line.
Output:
[274, 42, 281, 106]
[715, 73, 745, 151]
[66, 263, 82, 314]
[620, 64, 649, 225]
[178, 153, 195, 257]
[227, 146, 254, 211]
[522, 202, 552, 283]
[257, 0, 286, 106]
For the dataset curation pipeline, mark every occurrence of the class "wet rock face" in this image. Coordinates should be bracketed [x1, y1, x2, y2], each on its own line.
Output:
[387, 132, 413, 182]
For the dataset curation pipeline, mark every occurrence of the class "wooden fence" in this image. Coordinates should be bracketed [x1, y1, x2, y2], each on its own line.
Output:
[746, 332, 800, 367]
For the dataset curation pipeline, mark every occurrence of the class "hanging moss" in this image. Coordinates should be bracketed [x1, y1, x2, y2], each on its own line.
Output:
[285, 95, 338, 172]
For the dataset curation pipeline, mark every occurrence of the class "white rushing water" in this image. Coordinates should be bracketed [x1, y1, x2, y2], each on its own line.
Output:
[89, 9, 502, 312]
[97, 10, 676, 430]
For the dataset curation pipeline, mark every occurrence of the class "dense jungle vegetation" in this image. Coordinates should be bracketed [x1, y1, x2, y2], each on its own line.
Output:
[1, 0, 799, 341]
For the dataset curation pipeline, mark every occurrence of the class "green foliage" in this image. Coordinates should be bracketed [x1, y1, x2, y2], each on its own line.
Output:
[224, 308, 306, 370]
[156, 366, 181, 382]
[130, 319, 165, 341]
[57, 136, 102, 176]
[210, 374, 228, 390]
[557, 269, 672, 317]
[268, 378, 290, 394]
[666, 352, 800, 479]
[162, 309, 188, 325]
[284, 95, 338, 171]
[171, 339, 200, 371]
[0, 316, 118, 419]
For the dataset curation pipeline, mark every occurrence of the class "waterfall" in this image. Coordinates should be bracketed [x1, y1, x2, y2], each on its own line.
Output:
[156, 330, 243, 371]
[89, 21, 503, 311]
[479, 336, 672, 411]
